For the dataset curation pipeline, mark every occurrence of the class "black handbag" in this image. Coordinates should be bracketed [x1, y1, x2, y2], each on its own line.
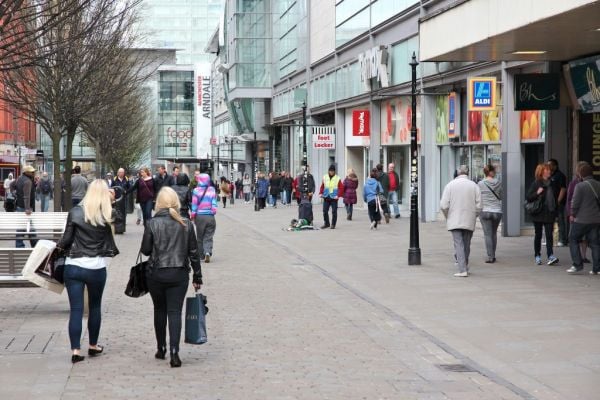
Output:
[524, 196, 544, 215]
[124, 252, 148, 298]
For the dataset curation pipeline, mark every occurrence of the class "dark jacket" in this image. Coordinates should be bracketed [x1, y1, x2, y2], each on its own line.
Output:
[57, 206, 119, 258]
[281, 176, 293, 191]
[15, 174, 35, 210]
[526, 179, 557, 223]
[130, 177, 155, 203]
[153, 173, 171, 194]
[269, 175, 281, 196]
[343, 175, 359, 205]
[140, 209, 202, 283]
[296, 173, 315, 195]
[571, 177, 600, 224]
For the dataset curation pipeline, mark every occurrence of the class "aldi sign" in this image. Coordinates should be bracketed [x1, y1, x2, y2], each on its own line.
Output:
[468, 77, 496, 111]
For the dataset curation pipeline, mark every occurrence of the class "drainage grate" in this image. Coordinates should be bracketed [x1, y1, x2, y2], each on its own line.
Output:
[0, 332, 57, 354]
[437, 363, 478, 373]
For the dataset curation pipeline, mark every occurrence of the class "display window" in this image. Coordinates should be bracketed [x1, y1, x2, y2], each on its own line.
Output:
[520, 110, 546, 141]
[467, 82, 502, 142]
[381, 97, 422, 145]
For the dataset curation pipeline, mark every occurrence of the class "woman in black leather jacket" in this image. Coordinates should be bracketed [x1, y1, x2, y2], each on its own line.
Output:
[57, 179, 119, 363]
[141, 186, 202, 367]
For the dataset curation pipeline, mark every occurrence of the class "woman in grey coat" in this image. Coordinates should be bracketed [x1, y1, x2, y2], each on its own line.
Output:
[478, 165, 502, 263]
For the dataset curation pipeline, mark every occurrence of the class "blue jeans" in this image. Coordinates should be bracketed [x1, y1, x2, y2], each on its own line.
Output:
[281, 190, 287, 205]
[140, 200, 154, 225]
[270, 194, 277, 206]
[15, 206, 38, 248]
[40, 193, 51, 212]
[64, 265, 107, 350]
[388, 191, 400, 216]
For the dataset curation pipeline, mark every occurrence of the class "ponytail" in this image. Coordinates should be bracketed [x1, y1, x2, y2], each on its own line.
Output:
[168, 207, 186, 226]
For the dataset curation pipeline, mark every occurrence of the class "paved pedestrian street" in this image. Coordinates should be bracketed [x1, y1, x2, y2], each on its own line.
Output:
[1, 204, 599, 400]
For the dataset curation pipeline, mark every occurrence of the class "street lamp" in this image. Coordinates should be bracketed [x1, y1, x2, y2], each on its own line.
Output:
[408, 52, 421, 266]
[253, 131, 259, 211]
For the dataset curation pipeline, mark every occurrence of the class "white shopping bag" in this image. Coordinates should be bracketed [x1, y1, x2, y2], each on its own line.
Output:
[21, 240, 64, 295]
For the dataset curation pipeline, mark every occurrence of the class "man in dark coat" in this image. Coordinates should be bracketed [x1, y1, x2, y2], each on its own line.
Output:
[153, 165, 171, 194]
[15, 165, 38, 248]
[112, 168, 130, 234]
[376, 163, 391, 223]
[269, 172, 281, 208]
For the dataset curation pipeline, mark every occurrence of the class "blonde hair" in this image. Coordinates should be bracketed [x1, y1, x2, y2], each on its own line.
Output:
[347, 168, 355, 176]
[81, 179, 113, 227]
[155, 186, 186, 226]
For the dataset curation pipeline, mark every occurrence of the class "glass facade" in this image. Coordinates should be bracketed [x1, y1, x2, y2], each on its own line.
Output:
[273, 0, 308, 81]
[157, 71, 195, 159]
[138, 0, 224, 64]
[228, 0, 272, 88]
[335, 0, 418, 47]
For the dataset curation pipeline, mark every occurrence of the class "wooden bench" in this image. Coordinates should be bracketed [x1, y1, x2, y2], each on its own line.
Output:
[0, 212, 68, 285]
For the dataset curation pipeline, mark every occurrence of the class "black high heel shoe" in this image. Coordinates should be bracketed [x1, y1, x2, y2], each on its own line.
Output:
[88, 345, 104, 356]
[170, 352, 182, 368]
[155, 347, 166, 360]
[72, 354, 85, 363]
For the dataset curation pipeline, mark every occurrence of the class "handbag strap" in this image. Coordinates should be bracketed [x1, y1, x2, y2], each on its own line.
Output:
[484, 182, 501, 200]
[585, 180, 600, 203]
[197, 187, 209, 207]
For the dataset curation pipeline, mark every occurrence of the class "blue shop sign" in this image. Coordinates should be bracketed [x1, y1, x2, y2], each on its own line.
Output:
[468, 77, 497, 111]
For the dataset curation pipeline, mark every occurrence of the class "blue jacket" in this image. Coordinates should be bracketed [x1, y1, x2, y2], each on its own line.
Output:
[257, 178, 269, 198]
[363, 178, 383, 203]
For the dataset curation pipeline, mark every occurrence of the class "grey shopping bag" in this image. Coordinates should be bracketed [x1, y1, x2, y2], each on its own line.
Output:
[184, 292, 208, 345]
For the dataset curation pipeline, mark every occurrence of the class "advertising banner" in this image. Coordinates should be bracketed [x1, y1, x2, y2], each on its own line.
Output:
[568, 55, 600, 113]
[352, 110, 370, 136]
[468, 77, 497, 111]
[381, 97, 421, 146]
[436, 95, 449, 144]
[520, 110, 546, 140]
[448, 92, 457, 139]
[346, 106, 371, 147]
[467, 83, 502, 142]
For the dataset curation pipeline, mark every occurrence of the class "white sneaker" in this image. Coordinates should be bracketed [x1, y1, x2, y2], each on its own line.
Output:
[566, 266, 582, 274]
[590, 270, 598, 275]
[453, 272, 468, 277]
[370, 221, 376, 230]
[557, 242, 565, 247]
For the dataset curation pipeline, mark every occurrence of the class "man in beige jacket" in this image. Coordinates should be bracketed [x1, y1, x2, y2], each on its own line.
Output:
[440, 165, 482, 277]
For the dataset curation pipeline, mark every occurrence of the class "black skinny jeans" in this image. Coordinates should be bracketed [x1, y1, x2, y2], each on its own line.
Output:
[534, 221, 554, 257]
[147, 272, 188, 353]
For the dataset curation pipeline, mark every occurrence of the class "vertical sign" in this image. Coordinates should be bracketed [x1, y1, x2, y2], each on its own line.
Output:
[448, 92, 456, 139]
[579, 113, 600, 178]
[195, 63, 212, 160]
[352, 110, 370, 136]
[468, 77, 497, 111]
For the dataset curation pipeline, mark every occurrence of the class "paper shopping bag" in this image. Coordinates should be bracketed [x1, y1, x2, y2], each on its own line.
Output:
[184, 293, 208, 345]
[21, 240, 64, 295]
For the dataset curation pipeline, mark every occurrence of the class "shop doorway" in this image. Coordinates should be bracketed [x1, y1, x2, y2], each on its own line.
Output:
[385, 146, 409, 206]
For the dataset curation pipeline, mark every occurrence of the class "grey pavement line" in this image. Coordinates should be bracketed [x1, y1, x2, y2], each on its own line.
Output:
[222, 212, 539, 400]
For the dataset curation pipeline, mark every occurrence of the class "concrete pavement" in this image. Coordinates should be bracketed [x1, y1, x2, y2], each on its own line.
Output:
[0, 201, 599, 399]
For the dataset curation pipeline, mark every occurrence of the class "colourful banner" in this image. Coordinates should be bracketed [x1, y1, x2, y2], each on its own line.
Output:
[448, 92, 456, 139]
[381, 97, 421, 145]
[520, 110, 546, 140]
[467, 84, 502, 142]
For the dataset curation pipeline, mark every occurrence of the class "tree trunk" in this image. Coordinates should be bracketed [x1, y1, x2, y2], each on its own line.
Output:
[51, 128, 63, 212]
[64, 125, 77, 211]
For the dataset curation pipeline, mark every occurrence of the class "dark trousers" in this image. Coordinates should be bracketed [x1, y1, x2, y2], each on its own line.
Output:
[72, 198, 82, 206]
[557, 204, 567, 244]
[140, 200, 153, 225]
[322, 198, 338, 227]
[258, 197, 266, 209]
[569, 222, 600, 271]
[64, 265, 107, 350]
[367, 200, 380, 222]
[534, 222, 554, 257]
[147, 275, 188, 353]
[345, 203, 354, 218]
[222, 196, 227, 208]
[15, 206, 38, 248]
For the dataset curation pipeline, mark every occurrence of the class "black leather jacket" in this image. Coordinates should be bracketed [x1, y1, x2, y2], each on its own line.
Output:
[141, 209, 202, 283]
[57, 206, 120, 258]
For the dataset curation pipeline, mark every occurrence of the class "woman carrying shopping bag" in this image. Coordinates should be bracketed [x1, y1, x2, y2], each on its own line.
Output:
[56, 179, 120, 363]
[363, 168, 384, 230]
[141, 186, 203, 367]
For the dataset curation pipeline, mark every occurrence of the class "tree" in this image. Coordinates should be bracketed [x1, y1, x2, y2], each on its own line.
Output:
[0, 0, 155, 210]
[0, 0, 96, 71]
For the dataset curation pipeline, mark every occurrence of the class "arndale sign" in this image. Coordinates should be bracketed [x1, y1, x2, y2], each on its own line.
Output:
[468, 77, 497, 111]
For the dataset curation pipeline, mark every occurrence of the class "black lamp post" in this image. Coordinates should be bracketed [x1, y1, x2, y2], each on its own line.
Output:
[408, 52, 421, 266]
[253, 131, 259, 211]
[302, 101, 307, 168]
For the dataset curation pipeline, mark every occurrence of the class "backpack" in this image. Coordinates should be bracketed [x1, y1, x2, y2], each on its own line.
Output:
[40, 180, 51, 195]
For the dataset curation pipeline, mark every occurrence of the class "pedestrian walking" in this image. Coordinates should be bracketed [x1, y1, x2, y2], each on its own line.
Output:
[56, 179, 120, 363]
[343, 168, 358, 221]
[172, 173, 192, 218]
[153, 165, 172, 193]
[548, 159, 568, 246]
[256, 172, 269, 209]
[112, 168, 130, 233]
[269, 171, 281, 208]
[566, 162, 600, 275]
[319, 164, 344, 229]
[129, 167, 155, 226]
[386, 163, 401, 219]
[242, 174, 252, 203]
[105, 172, 115, 188]
[219, 177, 230, 208]
[364, 168, 383, 229]
[477, 165, 502, 263]
[71, 165, 88, 207]
[440, 165, 482, 277]
[3, 172, 15, 212]
[235, 178, 243, 200]
[190, 173, 218, 263]
[567, 162, 590, 264]
[36, 171, 53, 212]
[15, 165, 38, 248]
[141, 187, 202, 368]
[525, 163, 560, 266]
[281, 171, 293, 206]
[375, 164, 391, 223]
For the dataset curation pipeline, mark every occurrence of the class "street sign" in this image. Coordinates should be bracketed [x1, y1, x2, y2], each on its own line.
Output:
[468, 77, 496, 111]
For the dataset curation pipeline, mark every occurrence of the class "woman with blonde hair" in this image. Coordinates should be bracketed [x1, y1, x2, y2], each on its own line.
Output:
[141, 186, 202, 368]
[57, 179, 120, 363]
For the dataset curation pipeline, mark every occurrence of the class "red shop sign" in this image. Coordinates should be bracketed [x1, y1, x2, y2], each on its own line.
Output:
[352, 110, 370, 136]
